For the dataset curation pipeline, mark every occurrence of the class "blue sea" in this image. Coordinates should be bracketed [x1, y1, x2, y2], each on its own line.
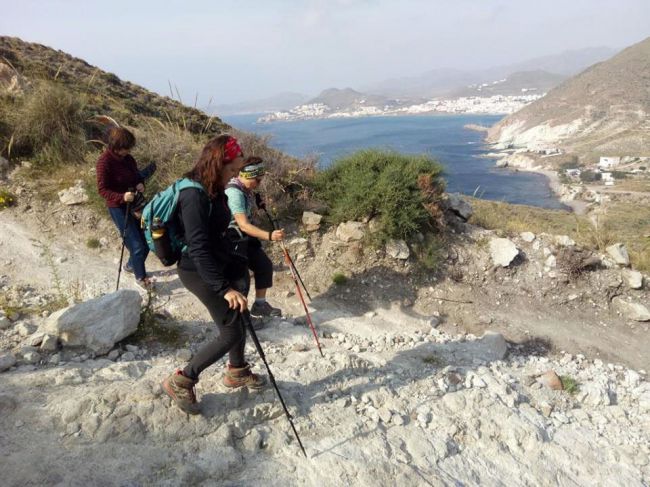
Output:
[225, 113, 566, 209]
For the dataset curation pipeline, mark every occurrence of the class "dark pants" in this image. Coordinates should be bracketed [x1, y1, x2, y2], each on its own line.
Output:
[247, 238, 273, 290]
[108, 206, 149, 280]
[179, 267, 250, 380]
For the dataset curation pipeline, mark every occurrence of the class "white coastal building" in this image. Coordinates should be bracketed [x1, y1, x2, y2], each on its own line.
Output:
[598, 157, 621, 169]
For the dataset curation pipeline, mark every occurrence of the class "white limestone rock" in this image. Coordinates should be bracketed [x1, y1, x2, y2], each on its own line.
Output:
[489, 238, 519, 267]
[42, 290, 142, 354]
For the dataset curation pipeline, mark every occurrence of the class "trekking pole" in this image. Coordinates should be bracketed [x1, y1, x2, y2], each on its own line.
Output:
[255, 194, 312, 300]
[241, 310, 308, 458]
[254, 194, 322, 355]
[116, 191, 133, 291]
[282, 240, 324, 357]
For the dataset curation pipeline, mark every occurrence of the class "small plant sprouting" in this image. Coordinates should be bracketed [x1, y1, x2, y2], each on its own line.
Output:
[86, 238, 101, 249]
[422, 354, 445, 366]
[560, 375, 579, 395]
[332, 272, 348, 286]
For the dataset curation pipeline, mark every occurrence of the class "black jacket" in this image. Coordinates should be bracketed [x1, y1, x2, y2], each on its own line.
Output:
[177, 187, 247, 296]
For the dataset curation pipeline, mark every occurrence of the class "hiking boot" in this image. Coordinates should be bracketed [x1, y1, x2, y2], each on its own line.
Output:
[250, 301, 282, 318]
[162, 370, 201, 415]
[122, 263, 134, 275]
[223, 362, 266, 390]
[135, 277, 155, 293]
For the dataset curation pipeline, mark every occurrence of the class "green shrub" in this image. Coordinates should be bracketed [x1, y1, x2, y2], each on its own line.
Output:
[610, 171, 628, 180]
[558, 159, 580, 171]
[0, 188, 15, 210]
[315, 150, 445, 242]
[13, 82, 87, 165]
[579, 170, 602, 183]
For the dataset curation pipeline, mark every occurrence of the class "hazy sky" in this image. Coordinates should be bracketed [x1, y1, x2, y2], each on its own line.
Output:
[2, 0, 649, 105]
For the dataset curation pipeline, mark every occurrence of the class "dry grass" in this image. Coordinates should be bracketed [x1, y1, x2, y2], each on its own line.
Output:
[469, 197, 650, 272]
[468, 198, 586, 237]
[11, 81, 88, 164]
[594, 201, 650, 272]
[610, 178, 650, 193]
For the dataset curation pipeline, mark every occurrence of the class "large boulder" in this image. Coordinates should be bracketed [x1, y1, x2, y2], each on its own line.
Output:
[606, 243, 630, 266]
[336, 221, 366, 243]
[489, 238, 519, 267]
[446, 193, 473, 221]
[612, 297, 650, 322]
[42, 290, 142, 353]
[385, 239, 410, 260]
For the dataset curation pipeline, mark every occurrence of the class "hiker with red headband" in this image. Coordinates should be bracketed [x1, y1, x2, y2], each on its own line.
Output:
[162, 135, 267, 415]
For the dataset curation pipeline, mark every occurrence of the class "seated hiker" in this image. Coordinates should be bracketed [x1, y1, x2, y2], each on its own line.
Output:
[162, 135, 267, 415]
[96, 127, 153, 291]
[225, 156, 285, 318]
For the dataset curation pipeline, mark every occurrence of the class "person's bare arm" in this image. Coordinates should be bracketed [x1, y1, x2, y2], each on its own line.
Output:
[233, 213, 284, 241]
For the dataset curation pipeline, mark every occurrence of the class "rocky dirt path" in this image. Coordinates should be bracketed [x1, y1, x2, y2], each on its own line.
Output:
[1, 203, 649, 485]
[1, 312, 649, 486]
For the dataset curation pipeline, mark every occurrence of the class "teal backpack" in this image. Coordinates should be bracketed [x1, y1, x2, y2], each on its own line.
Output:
[141, 178, 208, 266]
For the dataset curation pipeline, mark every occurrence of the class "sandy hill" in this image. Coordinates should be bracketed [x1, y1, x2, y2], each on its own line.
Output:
[488, 36, 650, 160]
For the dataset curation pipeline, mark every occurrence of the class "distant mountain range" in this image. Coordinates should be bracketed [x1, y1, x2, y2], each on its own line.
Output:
[451, 70, 567, 97]
[362, 47, 618, 99]
[488, 37, 650, 160]
[224, 46, 618, 115]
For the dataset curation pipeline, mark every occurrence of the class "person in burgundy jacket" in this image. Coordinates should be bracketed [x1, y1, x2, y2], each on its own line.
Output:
[96, 127, 152, 290]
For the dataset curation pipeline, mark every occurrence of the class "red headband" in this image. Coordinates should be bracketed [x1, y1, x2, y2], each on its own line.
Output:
[224, 137, 243, 162]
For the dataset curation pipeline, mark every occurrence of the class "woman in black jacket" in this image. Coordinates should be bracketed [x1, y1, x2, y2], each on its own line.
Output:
[162, 135, 266, 415]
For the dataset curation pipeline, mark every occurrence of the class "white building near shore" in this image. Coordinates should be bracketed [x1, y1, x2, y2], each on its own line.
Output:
[598, 157, 621, 169]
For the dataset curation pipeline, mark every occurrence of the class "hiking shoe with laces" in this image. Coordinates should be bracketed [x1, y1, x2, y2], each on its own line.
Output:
[250, 301, 282, 318]
[122, 263, 134, 274]
[223, 362, 266, 390]
[162, 370, 201, 415]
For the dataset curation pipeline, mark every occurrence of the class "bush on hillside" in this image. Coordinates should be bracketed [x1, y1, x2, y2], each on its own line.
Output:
[314, 150, 445, 241]
[579, 170, 602, 183]
[13, 82, 87, 164]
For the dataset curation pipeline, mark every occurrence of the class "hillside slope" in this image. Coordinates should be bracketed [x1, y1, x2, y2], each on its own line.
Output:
[0, 36, 227, 135]
[487, 37, 650, 159]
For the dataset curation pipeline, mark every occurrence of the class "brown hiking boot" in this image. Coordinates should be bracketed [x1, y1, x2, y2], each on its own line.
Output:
[162, 370, 201, 415]
[223, 362, 266, 390]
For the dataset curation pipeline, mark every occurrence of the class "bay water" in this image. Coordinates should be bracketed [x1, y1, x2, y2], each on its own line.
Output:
[225, 113, 566, 209]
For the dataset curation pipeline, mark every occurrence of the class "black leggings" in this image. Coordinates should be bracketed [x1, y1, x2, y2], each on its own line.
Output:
[248, 239, 273, 290]
[178, 267, 249, 380]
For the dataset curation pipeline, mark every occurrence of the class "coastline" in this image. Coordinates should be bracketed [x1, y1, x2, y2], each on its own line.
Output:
[490, 152, 589, 214]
